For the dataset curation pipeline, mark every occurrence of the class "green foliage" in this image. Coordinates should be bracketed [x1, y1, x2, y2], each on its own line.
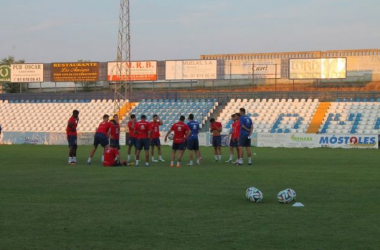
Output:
[1, 56, 25, 93]
[0, 145, 380, 250]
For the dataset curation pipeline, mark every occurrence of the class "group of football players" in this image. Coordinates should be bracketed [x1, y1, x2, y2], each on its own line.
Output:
[65, 107, 253, 167]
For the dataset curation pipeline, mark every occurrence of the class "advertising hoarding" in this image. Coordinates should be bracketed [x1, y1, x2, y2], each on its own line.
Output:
[289, 58, 347, 79]
[11, 64, 43, 82]
[257, 133, 377, 149]
[107, 61, 157, 81]
[223, 60, 280, 79]
[165, 60, 217, 80]
[0, 65, 11, 82]
[51, 62, 100, 82]
[2, 131, 377, 149]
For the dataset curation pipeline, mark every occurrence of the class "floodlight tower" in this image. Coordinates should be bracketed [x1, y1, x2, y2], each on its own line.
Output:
[114, 0, 131, 114]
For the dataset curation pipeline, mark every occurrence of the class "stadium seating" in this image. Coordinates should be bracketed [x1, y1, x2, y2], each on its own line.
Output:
[0, 99, 130, 133]
[318, 102, 380, 134]
[129, 99, 218, 131]
[218, 99, 319, 133]
[1, 96, 379, 135]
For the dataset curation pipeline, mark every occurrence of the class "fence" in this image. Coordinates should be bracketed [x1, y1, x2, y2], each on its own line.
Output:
[2, 91, 380, 103]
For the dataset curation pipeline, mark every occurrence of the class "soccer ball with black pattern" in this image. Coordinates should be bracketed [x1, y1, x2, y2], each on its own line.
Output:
[285, 188, 296, 201]
[277, 189, 294, 204]
[246, 187, 263, 203]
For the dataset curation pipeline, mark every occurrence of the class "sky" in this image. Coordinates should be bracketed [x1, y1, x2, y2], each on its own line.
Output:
[0, 0, 379, 63]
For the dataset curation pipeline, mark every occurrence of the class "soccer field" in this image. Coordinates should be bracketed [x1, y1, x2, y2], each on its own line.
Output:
[1, 145, 380, 250]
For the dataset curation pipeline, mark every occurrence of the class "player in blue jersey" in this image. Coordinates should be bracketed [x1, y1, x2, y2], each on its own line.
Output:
[186, 114, 202, 166]
[237, 108, 253, 165]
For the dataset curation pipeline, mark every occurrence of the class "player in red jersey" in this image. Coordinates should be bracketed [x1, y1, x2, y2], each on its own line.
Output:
[87, 114, 112, 165]
[135, 115, 152, 166]
[103, 145, 127, 167]
[150, 114, 165, 162]
[164, 116, 190, 168]
[226, 113, 240, 163]
[127, 114, 136, 162]
[209, 118, 223, 162]
[110, 114, 120, 150]
[66, 110, 79, 164]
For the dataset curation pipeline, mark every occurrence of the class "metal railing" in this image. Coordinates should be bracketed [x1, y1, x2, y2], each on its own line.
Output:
[2, 91, 380, 103]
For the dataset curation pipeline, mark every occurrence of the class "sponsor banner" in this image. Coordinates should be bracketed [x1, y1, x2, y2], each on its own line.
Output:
[251, 133, 258, 147]
[257, 133, 378, 149]
[2, 132, 49, 145]
[11, 64, 43, 82]
[2, 132, 96, 145]
[165, 60, 217, 80]
[223, 60, 280, 79]
[258, 133, 287, 147]
[51, 62, 100, 82]
[4, 131, 376, 149]
[107, 61, 157, 81]
[318, 134, 378, 149]
[77, 132, 94, 145]
[207, 133, 229, 146]
[0, 65, 11, 82]
[286, 134, 319, 148]
[120, 132, 126, 146]
[289, 58, 347, 79]
[49, 132, 68, 145]
[199, 133, 207, 147]
[160, 132, 209, 147]
[160, 135, 171, 146]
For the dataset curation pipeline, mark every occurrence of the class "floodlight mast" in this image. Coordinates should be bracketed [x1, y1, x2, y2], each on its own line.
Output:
[114, 0, 131, 115]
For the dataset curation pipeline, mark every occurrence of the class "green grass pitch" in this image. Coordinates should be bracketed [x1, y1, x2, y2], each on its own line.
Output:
[1, 145, 380, 250]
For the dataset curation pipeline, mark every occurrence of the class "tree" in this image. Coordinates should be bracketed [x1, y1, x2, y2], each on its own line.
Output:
[1, 56, 25, 93]
[74, 60, 98, 92]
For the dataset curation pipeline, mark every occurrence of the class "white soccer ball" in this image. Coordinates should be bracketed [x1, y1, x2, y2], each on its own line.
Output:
[168, 133, 174, 140]
[285, 188, 296, 201]
[277, 189, 294, 204]
[246, 187, 263, 203]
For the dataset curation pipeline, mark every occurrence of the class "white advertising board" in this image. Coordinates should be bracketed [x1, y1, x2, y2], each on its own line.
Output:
[318, 134, 378, 149]
[289, 58, 347, 79]
[257, 133, 287, 147]
[120, 132, 126, 146]
[107, 61, 157, 81]
[257, 133, 378, 149]
[224, 60, 280, 79]
[165, 60, 217, 80]
[10, 64, 44, 83]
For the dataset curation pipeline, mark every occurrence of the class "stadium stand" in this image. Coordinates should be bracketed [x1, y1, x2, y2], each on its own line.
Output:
[218, 98, 319, 133]
[2, 95, 380, 136]
[128, 99, 218, 131]
[318, 102, 380, 134]
[0, 99, 133, 133]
